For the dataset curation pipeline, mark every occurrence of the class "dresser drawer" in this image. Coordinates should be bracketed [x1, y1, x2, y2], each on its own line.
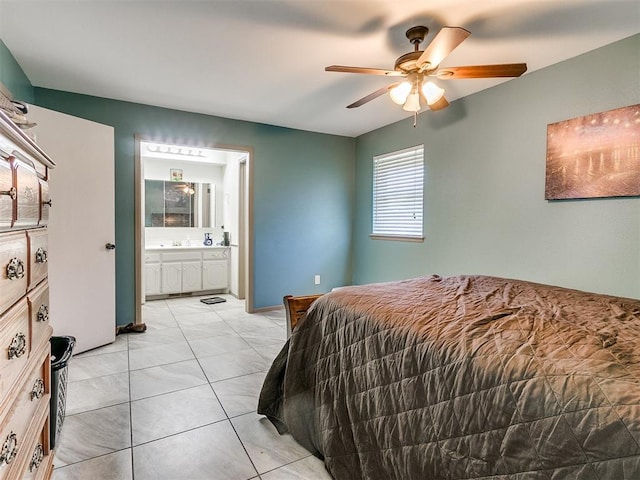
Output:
[0, 421, 25, 479]
[38, 180, 50, 227]
[22, 416, 52, 480]
[2, 347, 50, 444]
[12, 351, 51, 480]
[202, 249, 228, 260]
[0, 232, 28, 316]
[145, 252, 161, 263]
[27, 229, 48, 290]
[0, 156, 12, 230]
[162, 251, 202, 262]
[13, 157, 40, 229]
[0, 299, 31, 407]
[0, 362, 43, 480]
[19, 349, 50, 432]
[28, 282, 50, 353]
[0, 375, 50, 480]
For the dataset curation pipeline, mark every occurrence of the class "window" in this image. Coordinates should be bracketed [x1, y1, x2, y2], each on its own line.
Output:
[371, 145, 424, 241]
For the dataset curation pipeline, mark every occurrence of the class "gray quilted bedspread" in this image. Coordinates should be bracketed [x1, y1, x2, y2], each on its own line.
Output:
[258, 275, 640, 479]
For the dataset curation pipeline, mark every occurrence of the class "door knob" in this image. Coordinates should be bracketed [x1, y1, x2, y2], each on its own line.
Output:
[105, 243, 116, 250]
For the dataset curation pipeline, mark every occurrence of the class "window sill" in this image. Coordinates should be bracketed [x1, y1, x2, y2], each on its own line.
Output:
[369, 234, 424, 243]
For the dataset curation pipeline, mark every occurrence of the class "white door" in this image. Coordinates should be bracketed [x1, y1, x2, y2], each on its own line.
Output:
[28, 105, 116, 354]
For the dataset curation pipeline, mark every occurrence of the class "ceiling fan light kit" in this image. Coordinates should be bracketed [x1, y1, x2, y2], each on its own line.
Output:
[390, 76, 446, 111]
[422, 81, 445, 105]
[402, 91, 421, 112]
[389, 82, 412, 105]
[326, 25, 527, 119]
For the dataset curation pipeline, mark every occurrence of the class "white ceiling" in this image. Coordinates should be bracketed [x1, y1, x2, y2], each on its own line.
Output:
[1, 1, 638, 137]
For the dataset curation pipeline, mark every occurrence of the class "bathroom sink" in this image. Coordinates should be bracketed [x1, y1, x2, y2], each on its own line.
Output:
[146, 244, 226, 250]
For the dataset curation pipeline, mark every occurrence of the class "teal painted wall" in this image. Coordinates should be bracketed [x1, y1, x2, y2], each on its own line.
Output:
[353, 34, 640, 299]
[0, 38, 34, 103]
[32, 90, 354, 323]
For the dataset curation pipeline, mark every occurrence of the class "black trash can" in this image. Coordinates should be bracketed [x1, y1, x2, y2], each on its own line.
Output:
[50, 336, 76, 449]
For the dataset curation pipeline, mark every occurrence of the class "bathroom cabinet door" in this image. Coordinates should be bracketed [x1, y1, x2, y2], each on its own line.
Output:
[182, 261, 202, 292]
[145, 264, 161, 295]
[203, 260, 228, 290]
[161, 263, 182, 294]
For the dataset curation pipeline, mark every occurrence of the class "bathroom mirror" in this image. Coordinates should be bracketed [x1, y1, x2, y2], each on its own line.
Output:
[145, 180, 214, 227]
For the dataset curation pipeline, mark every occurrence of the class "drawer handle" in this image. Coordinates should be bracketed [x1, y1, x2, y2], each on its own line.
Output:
[8, 332, 27, 359]
[29, 443, 44, 472]
[6, 257, 25, 280]
[31, 378, 45, 401]
[0, 186, 17, 200]
[35, 247, 48, 264]
[0, 432, 18, 466]
[42, 199, 52, 207]
[37, 304, 49, 322]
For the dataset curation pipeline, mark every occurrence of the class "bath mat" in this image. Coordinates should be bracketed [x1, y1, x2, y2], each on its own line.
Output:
[200, 297, 227, 305]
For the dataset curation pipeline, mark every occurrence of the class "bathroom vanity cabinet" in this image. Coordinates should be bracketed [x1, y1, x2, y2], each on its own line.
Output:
[144, 246, 229, 298]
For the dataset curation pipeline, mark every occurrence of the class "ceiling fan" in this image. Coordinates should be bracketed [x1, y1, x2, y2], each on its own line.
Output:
[326, 26, 527, 113]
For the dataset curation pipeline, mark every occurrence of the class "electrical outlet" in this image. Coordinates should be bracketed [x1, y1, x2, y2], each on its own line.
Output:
[314, 275, 321, 285]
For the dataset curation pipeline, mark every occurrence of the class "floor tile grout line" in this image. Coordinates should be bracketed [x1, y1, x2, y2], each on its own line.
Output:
[258, 453, 317, 477]
[67, 370, 130, 385]
[167, 298, 271, 428]
[130, 416, 232, 449]
[53, 446, 134, 470]
[55, 296, 305, 479]
[126, 327, 135, 479]
[145, 296, 260, 478]
[128, 378, 208, 402]
[175, 310, 241, 423]
[64, 400, 132, 418]
[227, 414, 262, 479]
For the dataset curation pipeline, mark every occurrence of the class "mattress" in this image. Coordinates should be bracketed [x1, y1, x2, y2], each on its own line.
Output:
[258, 275, 640, 479]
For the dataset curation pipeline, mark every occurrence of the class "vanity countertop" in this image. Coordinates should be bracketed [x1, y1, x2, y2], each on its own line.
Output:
[145, 245, 229, 251]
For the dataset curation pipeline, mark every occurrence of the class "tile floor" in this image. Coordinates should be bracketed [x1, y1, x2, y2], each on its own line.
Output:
[51, 294, 332, 480]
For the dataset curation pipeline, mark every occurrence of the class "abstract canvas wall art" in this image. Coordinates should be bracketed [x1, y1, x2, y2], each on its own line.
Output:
[545, 104, 640, 200]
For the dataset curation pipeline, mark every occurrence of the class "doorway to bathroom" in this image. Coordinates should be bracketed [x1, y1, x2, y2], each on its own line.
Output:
[134, 137, 253, 324]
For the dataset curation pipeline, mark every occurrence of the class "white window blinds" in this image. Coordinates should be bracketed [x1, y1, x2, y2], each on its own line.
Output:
[372, 145, 424, 239]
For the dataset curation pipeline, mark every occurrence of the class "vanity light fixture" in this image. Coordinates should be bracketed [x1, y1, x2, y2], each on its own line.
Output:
[146, 143, 206, 158]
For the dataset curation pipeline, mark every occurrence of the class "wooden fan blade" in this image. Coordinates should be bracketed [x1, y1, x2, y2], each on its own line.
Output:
[417, 27, 470, 69]
[326, 65, 404, 76]
[347, 83, 399, 109]
[428, 95, 449, 111]
[436, 63, 527, 79]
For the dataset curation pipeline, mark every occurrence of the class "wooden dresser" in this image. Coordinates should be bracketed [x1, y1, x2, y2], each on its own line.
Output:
[0, 109, 55, 480]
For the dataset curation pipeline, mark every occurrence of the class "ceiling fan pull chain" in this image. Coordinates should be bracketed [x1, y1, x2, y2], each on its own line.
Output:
[413, 112, 417, 128]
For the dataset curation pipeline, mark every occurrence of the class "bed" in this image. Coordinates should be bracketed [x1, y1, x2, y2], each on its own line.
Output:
[258, 275, 640, 479]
